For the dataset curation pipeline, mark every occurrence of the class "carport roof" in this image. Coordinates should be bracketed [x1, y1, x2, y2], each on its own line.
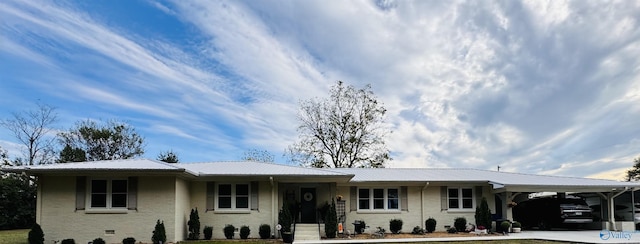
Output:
[332, 168, 640, 192]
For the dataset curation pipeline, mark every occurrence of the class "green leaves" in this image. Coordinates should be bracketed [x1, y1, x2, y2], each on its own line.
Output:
[58, 120, 145, 161]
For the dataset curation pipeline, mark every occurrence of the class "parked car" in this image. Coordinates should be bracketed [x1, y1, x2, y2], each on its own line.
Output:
[590, 203, 640, 226]
[513, 196, 593, 230]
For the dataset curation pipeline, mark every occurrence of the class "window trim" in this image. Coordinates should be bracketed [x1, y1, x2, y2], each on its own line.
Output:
[87, 178, 128, 210]
[357, 187, 400, 211]
[447, 187, 475, 211]
[216, 182, 251, 211]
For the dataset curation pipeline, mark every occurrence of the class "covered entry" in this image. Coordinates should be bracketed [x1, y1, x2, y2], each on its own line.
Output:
[300, 187, 317, 223]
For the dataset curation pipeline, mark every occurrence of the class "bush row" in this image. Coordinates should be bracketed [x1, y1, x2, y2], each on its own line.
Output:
[28, 223, 137, 244]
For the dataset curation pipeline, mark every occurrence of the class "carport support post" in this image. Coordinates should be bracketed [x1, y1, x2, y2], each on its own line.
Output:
[607, 188, 629, 231]
[608, 192, 616, 231]
[500, 192, 516, 221]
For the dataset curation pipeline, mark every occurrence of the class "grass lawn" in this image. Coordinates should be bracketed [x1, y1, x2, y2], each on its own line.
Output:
[0, 229, 28, 244]
[0, 231, 564, 244]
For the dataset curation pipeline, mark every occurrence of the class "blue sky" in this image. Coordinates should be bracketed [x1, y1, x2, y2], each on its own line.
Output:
[1, 0, 639, 180]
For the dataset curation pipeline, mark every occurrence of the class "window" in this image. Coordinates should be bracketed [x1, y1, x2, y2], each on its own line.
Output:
[90, 179, 127, 208]
[217, 183, 250, 210]
[358, 188, 399, 210]
[448, 187, 474, 210]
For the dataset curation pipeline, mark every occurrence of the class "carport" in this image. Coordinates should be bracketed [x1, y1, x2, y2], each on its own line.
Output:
[488, 174, 640, 231]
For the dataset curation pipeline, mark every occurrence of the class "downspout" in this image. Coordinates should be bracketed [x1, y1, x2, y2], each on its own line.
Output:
[36, 175, 42, 224]
[270, 177, 275, 233]
[421, 182, 430, 229]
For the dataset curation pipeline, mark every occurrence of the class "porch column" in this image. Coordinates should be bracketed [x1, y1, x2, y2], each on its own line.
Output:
[500, 192, 515, 221]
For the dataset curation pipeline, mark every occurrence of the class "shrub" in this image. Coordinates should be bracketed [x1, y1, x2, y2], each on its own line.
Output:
[353, 220, 366, 234]
[239, 226, 250, 239]
[92, 238, 105, 244]
[447, 227, 457, 234]
[259, 224, 271, 239]
[28, 223, 44, 244]
[501, 221, 511, 233]
[425, 218, 437, 233]
[278, 203, 293, 233]
[389, 219, 403, 234]
[223, 224, 235, 239]
[61, 239, 75, 244]
[474, 197, 492, 229]
[203, 226, 213, 240]
[152, 220, 166, 244]
[411, 226, 424, 234]
[454, 217, 467, 232]
[122, 237, 136, 244]
[324, 199, 337, 238]
[187, 208, 201, 240]
[512, 221, 521, 228]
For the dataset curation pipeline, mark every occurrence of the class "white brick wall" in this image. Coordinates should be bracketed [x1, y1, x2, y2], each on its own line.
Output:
[37, 175, 495, 243]
[190, 181, 274, 240]
[336, 185, 495, 233]
[39, 175, 177, 244]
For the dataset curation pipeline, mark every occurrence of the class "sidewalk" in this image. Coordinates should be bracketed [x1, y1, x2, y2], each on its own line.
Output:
[294, 230, 640, 244]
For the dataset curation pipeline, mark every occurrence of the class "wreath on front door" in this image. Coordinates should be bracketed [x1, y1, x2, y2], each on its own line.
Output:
[303, 192, 314, 201]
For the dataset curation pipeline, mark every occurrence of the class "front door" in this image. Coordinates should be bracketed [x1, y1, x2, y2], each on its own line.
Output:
[300, 188, 317, 223]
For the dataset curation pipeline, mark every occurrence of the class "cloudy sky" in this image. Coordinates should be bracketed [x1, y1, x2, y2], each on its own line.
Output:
[1, 0, 639, 180]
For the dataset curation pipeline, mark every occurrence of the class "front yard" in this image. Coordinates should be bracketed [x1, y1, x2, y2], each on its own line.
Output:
[0, 229, 563, 244]
[0, 229, 28, 244]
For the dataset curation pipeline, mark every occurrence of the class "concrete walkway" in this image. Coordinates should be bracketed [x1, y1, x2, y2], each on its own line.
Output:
[294, 230, 640, 244]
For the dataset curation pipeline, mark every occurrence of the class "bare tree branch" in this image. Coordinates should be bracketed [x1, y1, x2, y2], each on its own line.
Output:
[0, 103, 58, 165]
[287, 81, 391, 168]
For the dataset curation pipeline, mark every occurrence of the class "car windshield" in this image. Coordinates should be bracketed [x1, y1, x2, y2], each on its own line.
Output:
[560, 199, 588, 208]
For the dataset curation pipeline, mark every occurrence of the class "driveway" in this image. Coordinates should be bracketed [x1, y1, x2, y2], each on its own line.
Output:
[295, 230, 640, 244]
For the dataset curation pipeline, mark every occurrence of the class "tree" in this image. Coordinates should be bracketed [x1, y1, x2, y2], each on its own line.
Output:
[0, 146, 9, 167]
[626, 156, 640, 181]
[287, 81, 390, 168]
[152, 220, 166, 244]
[56, 144, 86, 163]
[0, 103, 57, 165]
[0, 171, 37, 229]
[242, 149, 274, 162]
[157, 150, 179, 163]
[475, 197, 492, 229]
[324, 199, 337, 238]
[187, 208, 200, 240]
[58, 120, 145, 161]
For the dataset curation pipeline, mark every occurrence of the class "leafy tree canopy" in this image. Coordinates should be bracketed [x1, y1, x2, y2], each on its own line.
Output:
[242, 149, 274, 162]
[626, 156, 640, 181]
[57, 144, 87, 163]
[58, 120, 145, 161]
[157, 150, 179, 163]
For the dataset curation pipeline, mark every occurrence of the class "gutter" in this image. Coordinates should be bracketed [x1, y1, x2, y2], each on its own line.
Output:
[270, 176, 276, 232]
[421, 182, 430, 229]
